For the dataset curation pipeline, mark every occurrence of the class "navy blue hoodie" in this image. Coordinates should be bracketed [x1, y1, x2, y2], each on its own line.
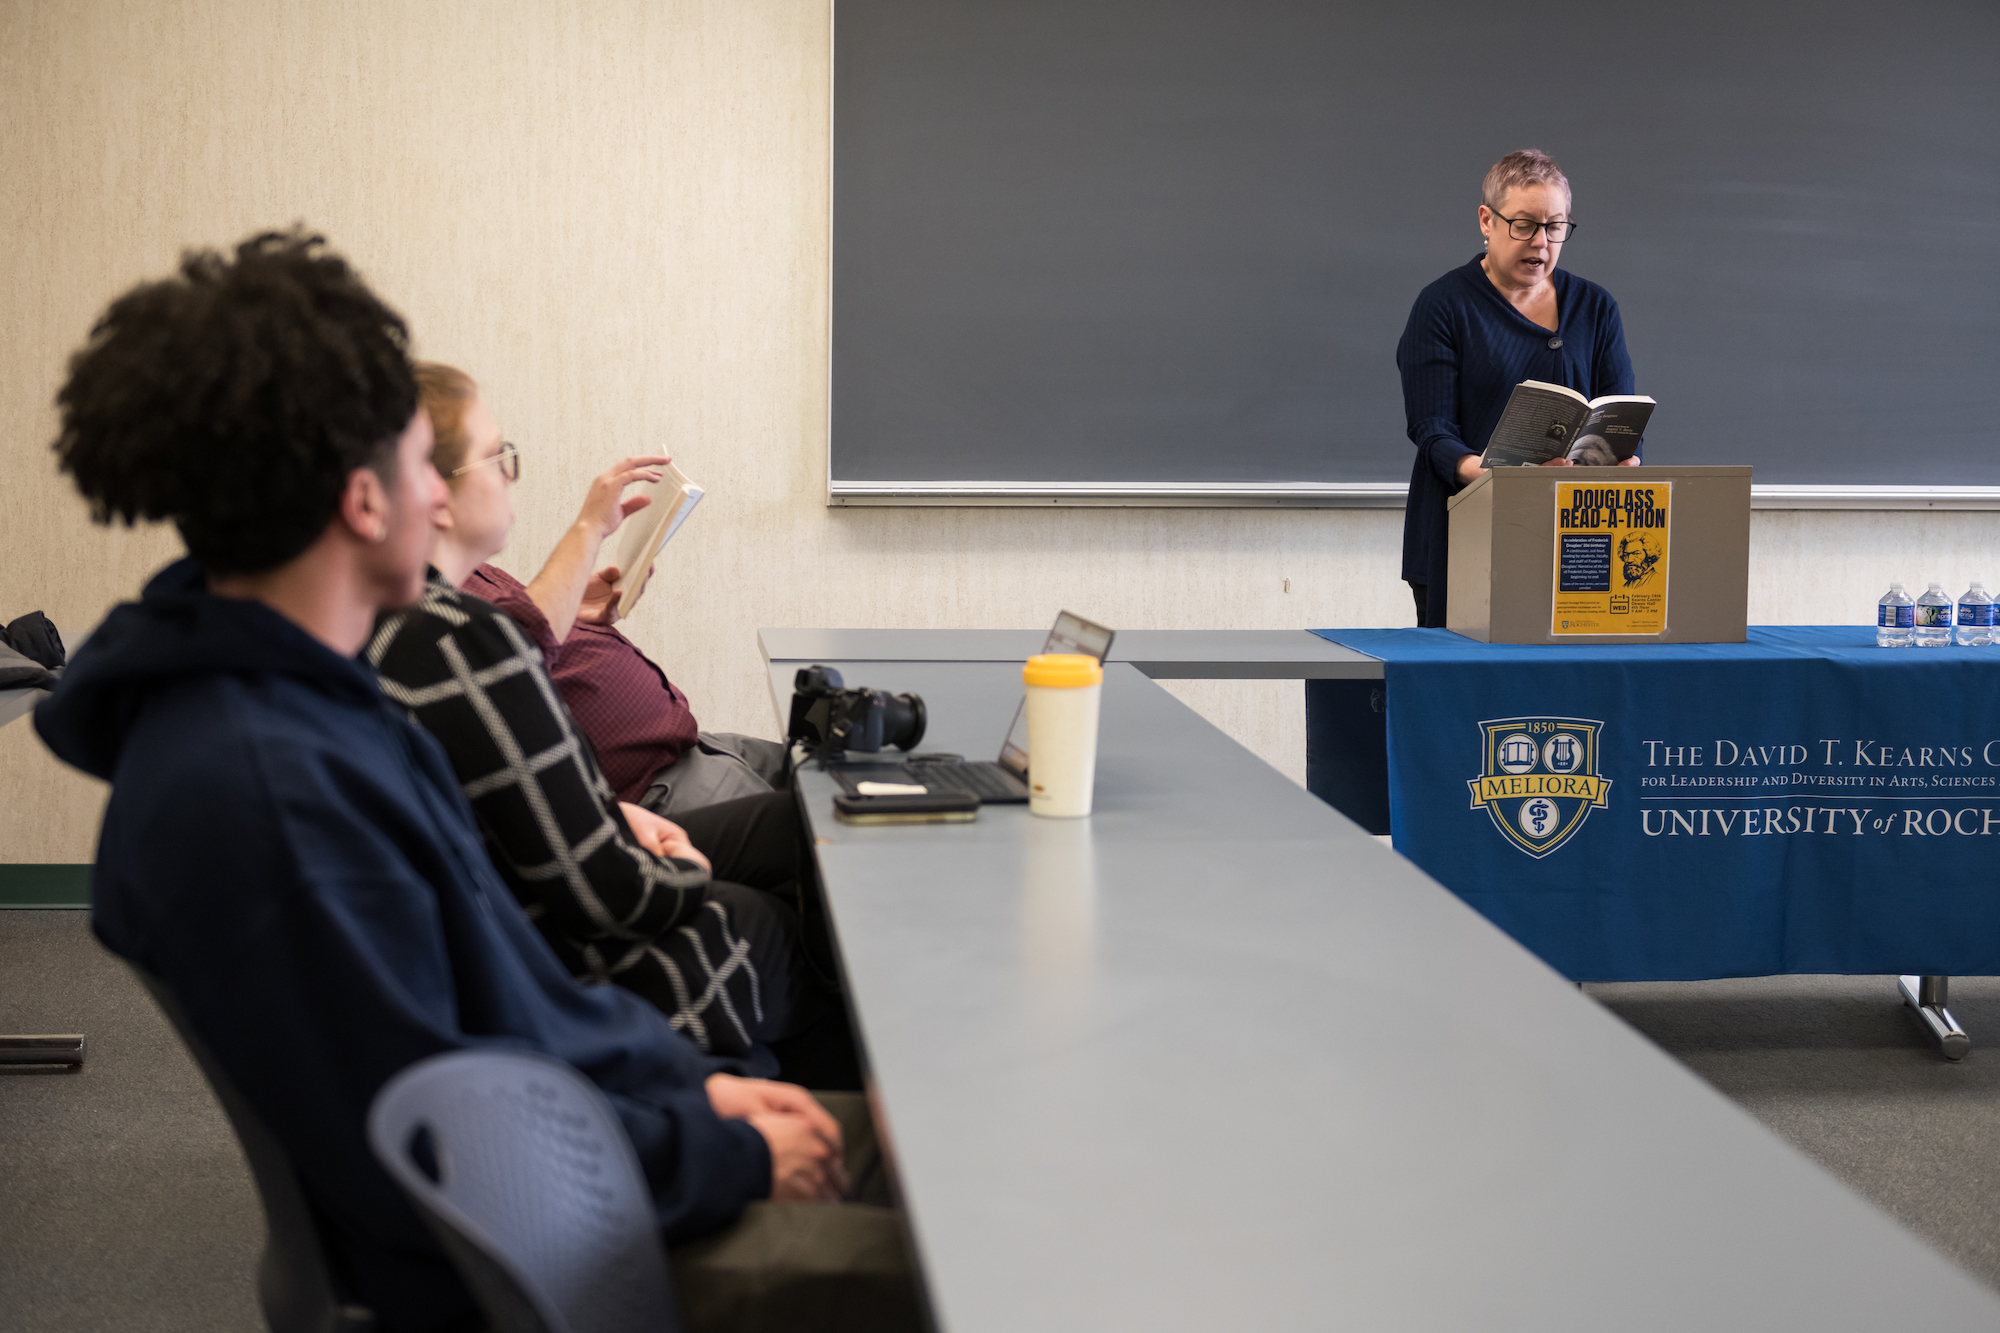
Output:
[35, 559, 769, 1331]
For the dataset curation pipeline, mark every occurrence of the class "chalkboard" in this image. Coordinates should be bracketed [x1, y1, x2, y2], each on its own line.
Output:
[830, 0, 2000, 504]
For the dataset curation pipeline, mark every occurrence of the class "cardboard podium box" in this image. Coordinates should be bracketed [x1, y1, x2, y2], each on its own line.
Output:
[1445, 465, 1750, 645]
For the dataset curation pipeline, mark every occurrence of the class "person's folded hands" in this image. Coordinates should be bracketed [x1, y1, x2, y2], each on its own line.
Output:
[618, 802, 711, 872]
[749, 1107, 846, 1201]
[706, 1074, 842, 1143]
[707, 1074, 849, 1201]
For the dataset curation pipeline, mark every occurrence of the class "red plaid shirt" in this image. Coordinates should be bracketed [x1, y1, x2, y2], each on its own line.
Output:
[464, 565, 699, 803]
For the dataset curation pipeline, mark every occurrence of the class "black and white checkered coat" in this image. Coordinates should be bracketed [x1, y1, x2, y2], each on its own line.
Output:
[367, 575, 764, 1056]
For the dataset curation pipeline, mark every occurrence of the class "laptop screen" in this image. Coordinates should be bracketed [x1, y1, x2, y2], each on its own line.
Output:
[997, 610, 1115, 776]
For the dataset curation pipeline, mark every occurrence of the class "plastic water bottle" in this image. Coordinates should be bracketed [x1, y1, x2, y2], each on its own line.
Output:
[1914, 581, 1953, 647]
[1957, 582, 1996, 646]
[1877, 582, 1914, 647]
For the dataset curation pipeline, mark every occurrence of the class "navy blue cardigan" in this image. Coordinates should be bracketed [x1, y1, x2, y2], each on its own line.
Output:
[1396, 255, 1637, 624]
[37, 559, 769, 1332]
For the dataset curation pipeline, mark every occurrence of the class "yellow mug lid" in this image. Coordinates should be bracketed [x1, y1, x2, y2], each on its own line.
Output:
[1023, 653, 1103, 688]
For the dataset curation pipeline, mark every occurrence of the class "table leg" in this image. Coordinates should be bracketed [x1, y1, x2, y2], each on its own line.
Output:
[1898, 976, 1969, 1061]
[0, 1034, 86, 1067]
[1304, 679, 1390, 835]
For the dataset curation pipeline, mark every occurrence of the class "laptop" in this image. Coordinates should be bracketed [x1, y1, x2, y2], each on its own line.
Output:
[831, 611, 1115, 805]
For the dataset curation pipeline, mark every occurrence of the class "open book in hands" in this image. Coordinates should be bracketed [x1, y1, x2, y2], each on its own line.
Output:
[1478, 381, 1656, 468]
[607, 461, 705, 619]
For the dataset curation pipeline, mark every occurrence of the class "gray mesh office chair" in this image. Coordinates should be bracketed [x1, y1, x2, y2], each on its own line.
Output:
[130, 967, 375, 1333]
[367, 1049, 684, 1333]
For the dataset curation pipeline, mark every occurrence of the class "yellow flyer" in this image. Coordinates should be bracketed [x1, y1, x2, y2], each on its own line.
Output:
[1551, 480, 1670, 635]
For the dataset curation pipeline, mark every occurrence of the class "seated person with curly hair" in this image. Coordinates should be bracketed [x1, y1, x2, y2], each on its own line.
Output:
[35, 231, 919, 1333]
[367, 361, 850, 1086]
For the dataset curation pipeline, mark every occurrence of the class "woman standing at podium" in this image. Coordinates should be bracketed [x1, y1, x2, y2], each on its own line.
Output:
[1396, 149, 1641, 628]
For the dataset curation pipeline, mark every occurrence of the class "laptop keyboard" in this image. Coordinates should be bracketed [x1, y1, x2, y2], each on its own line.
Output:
[835, 760, 1029, 804]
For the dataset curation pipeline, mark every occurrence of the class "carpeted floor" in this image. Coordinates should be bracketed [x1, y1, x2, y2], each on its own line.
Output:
[1589, 971, 2000, 1291]
[1, 911, 261, 1332]
[5, 910, 2000, 1329]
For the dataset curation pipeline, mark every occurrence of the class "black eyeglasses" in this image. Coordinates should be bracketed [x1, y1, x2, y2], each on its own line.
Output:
[1490, 211, 1577, 242]
[451, 439, 520, 482]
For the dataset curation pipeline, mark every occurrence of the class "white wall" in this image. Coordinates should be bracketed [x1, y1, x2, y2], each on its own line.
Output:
[2, 0, 1993, 863]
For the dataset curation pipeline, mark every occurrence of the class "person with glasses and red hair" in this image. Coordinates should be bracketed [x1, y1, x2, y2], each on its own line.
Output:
[366, 362, 859, 1088]
[1396, 148, 1644, 628]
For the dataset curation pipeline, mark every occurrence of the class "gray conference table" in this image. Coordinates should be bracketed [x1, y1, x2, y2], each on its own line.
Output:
[758, 627, 1382, 680]
[759, 631, 2000, 1331]
[1, 684, 85, 1068]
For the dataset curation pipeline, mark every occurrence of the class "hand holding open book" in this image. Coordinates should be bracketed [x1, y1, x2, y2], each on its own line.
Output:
[1478, 381, 1655, 469]
[603, 459, 705, 619]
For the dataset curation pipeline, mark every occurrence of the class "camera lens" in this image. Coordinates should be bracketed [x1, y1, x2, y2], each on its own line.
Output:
[880, 692, 926, 750]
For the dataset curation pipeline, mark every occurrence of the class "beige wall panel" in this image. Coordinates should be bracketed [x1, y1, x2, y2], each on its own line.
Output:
[3, 0, 1995, 863]
[0, 718, 109, 862]
[1747, 511, 2000, 625]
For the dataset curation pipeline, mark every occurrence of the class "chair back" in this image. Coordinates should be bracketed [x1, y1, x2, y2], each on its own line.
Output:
[129, 965, 375, 1333]
[367, 1049, 683, 1333]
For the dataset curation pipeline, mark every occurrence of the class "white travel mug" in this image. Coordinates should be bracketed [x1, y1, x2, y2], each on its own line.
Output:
[1023, 654, 1103, 818]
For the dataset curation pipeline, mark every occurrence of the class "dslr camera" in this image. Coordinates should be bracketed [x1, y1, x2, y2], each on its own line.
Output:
[787, 665, 926, 763]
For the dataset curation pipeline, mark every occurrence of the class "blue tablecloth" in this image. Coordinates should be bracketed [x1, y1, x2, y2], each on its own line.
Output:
[1309, 627, 2000, 981]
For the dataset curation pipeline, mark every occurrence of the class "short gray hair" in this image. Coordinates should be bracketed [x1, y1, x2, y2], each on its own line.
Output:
[1482, 149, 1571, 212]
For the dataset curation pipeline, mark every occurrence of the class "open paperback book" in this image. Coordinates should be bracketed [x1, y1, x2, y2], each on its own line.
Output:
[1478, 381, 1656, 468]
[608, 460, 704, 619]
